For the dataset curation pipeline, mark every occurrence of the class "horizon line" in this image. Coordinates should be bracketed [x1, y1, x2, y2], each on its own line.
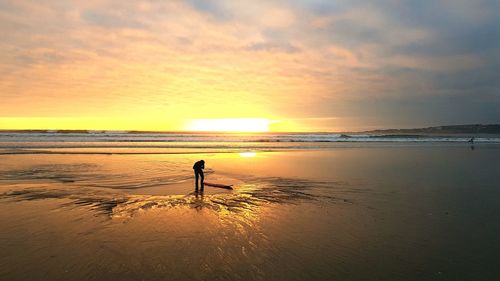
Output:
[0, 123, 498, 134]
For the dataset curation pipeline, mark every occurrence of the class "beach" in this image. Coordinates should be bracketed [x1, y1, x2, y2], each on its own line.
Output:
[3, 0, 500, 279]
[1, 134, 500, 280]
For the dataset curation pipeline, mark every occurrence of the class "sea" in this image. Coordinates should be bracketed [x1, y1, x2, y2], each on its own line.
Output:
[1, 131, 499, 154]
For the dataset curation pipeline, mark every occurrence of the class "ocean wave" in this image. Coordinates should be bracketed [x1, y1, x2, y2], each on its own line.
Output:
[0, 133, 499, 149]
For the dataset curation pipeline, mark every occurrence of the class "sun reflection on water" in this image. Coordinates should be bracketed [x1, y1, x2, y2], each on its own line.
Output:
[239, 152, 257, 157]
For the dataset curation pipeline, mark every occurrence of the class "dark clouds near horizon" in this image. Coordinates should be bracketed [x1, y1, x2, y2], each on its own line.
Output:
[191, 0, 500, 126]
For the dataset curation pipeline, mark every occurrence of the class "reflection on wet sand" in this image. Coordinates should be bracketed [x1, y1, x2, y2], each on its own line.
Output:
[0, 153, 350, 221]
[0, 176, 343, 220]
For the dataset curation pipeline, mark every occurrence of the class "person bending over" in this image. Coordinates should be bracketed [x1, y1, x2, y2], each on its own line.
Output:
[193, 160, 205, 191]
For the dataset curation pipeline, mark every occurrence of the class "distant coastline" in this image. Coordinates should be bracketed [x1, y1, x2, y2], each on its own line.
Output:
[361, 124, 500, 135]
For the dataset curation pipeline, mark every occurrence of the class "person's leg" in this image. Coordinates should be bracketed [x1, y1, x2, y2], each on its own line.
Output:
[200, 171, 204, 190]
[195, 171, 199, 190]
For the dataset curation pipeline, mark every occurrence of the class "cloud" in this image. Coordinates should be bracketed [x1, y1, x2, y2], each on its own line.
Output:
[80, 9, 146, 29]
[245, 41, 299, 53]
[0, 0, 499, 130]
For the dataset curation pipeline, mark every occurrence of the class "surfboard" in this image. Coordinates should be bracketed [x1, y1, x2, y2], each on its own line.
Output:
[203, 182, 233, 190]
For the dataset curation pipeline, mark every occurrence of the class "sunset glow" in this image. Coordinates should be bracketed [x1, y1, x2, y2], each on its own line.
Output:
[186, 119, 271, 132]
[0, 1, 498, 131]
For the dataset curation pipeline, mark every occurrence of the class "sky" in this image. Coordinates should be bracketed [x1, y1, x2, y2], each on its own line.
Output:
[0, 0, 499, 132]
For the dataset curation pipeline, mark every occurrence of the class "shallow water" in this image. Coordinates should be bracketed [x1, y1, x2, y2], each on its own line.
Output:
[1, 145, 499, 280]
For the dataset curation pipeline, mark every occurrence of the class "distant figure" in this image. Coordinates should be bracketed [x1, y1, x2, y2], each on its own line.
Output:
[193, 160, 205, 191]
[468, 137, 475, 144]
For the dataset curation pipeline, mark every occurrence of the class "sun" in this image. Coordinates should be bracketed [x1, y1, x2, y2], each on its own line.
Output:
[185, 118, 271, 132]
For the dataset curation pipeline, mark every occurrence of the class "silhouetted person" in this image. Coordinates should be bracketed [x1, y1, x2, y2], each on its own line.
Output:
[193, 160, 205, 191]
[468, 137, 475, 144]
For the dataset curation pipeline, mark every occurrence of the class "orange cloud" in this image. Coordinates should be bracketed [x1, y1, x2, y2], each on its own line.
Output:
[1, 1, 498, 131]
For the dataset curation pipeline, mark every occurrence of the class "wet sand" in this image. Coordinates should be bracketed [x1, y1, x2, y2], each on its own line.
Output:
[1, 145, 500, 280]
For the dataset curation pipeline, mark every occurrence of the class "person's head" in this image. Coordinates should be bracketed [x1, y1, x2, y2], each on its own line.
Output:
[200, 160, 205, 164]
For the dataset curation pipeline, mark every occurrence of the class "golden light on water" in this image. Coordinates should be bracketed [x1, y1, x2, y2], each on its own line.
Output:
[185, 118, 272, 132]
[239, 152, 257, 157]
